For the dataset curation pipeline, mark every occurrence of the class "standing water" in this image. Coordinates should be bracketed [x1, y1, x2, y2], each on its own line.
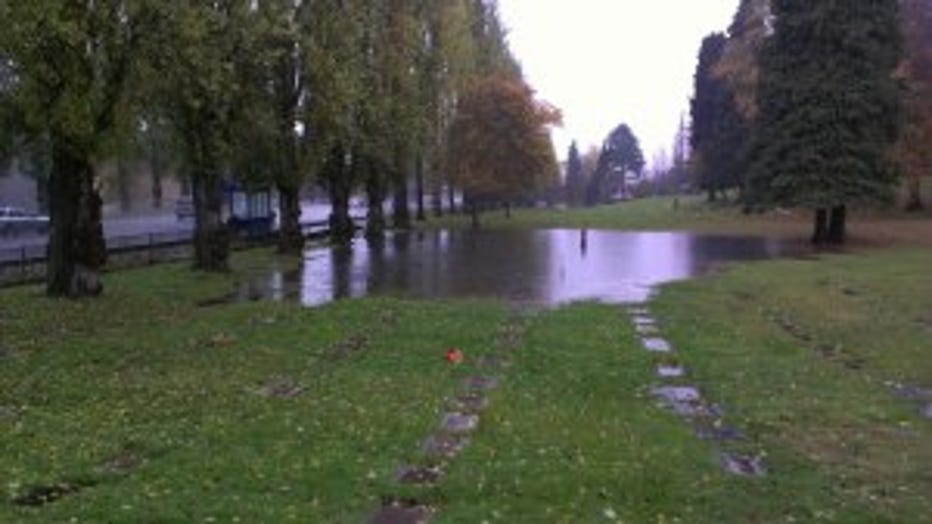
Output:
[235, 229, 810, 307]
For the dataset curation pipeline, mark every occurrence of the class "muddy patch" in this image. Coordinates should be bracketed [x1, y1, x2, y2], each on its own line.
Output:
[253, 376, 304, 399]
[12, 480, 95, 507]
[369, 498, 434, 524]
[397, 466, 444, 486]
[195, 292, 238, 308]
[721, 453, 767, 477]
[98, 451, 145, 476]
[326, 334, 371, 362]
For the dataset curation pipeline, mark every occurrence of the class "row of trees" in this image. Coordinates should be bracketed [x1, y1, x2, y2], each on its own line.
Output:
[564, 123, 645, 208]
[1, 0, 559, 297]
[690, 0, 929, 244]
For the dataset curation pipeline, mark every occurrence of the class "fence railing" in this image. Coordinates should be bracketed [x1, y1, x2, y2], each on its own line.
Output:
[0, 218, 348, 287]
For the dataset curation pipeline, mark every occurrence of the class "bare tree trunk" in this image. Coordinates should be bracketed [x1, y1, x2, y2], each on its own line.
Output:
[828, 205, 847, 244]
[447, 184, 456, 215]
[469, 198, 480, 229]
[326, 144, 355, 245]
[393, 177, 411, 230]
[47, 141, 107, 297]
[415, 153, 426, 222]
[364, 157, 387, 241]
[192, 166, 229, 271]
[811, 208, 829, 245]
[905, 174, 924, 211]
[431, 185, 443, 218]
[277, 184, 304, 254]
[151, 147, 164, 209]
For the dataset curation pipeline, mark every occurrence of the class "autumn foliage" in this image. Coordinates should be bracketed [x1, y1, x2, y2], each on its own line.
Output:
[896, 0, 932, 210]
[446, 75, 561, 222]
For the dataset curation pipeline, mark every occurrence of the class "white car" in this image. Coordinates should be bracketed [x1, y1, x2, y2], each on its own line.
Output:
[0, 206, 50, 236]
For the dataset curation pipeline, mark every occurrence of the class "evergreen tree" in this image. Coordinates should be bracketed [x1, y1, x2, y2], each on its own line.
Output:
[586, 123, 645, 205]
[564, 141, 586, 207]
[749, 0, 903, 244]
[691, 32, 745, 201]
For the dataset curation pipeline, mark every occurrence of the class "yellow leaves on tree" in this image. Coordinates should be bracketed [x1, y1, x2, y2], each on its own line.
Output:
[446, 75, 561, 205]
[896, 0, 932, 210]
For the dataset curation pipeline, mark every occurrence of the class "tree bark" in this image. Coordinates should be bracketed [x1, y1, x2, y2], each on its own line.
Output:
[415, 153, 426, 222]
[504, 201, 512, 219]
[447, 184, 457, 215]
[364, 157, 387, 241]
[905, 175, 924, 211]
[393, 176, 411, 230]
[150, 147, 163, 209]
[827, 205, 847, 244]
[469, 198, 480, 229]
[192, 167, 229, 271]
[46, 141, 107, 297]
[326, 145, 355, 245]
[431, 185, 443, 218]
[277, 184, 304, 254]
[811, 208, 829, 245]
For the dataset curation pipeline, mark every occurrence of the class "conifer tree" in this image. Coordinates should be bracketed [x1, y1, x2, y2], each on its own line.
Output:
[749, 0, 903, 244]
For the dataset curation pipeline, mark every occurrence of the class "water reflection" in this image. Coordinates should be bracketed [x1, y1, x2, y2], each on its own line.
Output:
[239, 229, 809, 307]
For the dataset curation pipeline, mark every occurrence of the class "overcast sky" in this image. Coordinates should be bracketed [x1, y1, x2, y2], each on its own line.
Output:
[498, 1, 738, 166]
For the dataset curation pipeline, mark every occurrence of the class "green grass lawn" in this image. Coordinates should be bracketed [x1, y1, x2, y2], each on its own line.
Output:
[1, 245, 930, 522]
[421, 195, 932, 247]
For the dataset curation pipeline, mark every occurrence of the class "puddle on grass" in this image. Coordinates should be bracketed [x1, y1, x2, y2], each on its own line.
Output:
[228, 230, 809, 307]
[922, 404, 932, 420]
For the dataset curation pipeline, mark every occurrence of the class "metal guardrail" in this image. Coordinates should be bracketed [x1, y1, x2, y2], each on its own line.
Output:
[0, 218, 347, 286]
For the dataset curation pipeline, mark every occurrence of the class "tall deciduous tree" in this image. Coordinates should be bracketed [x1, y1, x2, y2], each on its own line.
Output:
[586, 123, 645, 205]
[1, 0, 150, 296]
[749, 0, 903, 244]
[446, 75, 561, 227]
[155, 1, 256, 271]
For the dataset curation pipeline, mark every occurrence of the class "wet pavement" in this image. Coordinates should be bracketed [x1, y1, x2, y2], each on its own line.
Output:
[229, 230, 808, 307]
